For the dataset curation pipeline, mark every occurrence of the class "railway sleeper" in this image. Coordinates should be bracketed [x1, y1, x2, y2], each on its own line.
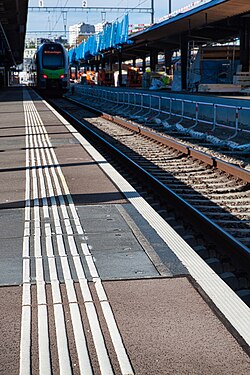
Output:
[220, 272, 239, 291]
[236, 290, 250, 306]
[206, 257, 223, 274]
[192, 245, 209, 259]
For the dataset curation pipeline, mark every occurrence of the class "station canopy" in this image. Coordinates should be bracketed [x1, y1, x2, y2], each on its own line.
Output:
[0, 0, 28, 66]
[122, 0, 250, 58]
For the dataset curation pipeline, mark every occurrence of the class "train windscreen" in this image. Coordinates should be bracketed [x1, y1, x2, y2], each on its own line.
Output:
[42, 45, 64, 69]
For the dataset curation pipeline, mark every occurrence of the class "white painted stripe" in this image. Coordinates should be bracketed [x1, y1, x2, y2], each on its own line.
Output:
[34, 234, 42, 258]
[24, 222, 30, 232]
[58, 203, 70, 220]
[34, 227, 41, 241]
[35, 258, 45, 283]
[56, 234, 66, 256]
[23, 259, 30, 284]
[85, 255, 99, 279]
[79, 279, 93, 302]
[23, 236, 30, 258]
[27, 97, 52, 375]
[20, 97, 32, 375]
[50, 280, 62, 304]
[93, 278, 108, 302]
[75, 225, 84, 235]
[38, 305, 51, 375]
[67, 236, 78, 256]
[65, 279, 77, 303]
[60, 256, 73, 280]
[22, 283, 31, 306]
[55, 225, 63, 235]
[81, 243, 90, 256]
[43, 204, 49, 219]
[48, 257, 59, 282]
[45, 222, 52, 237]
[69, 303, 93, 375]
[19, 306, 31, 375]
[72, 255, 86, 280]
[25, 207, 30, 222]
[85, 302, 114, 375]
[37, 281, 47, 305]
[53, 304, 72, 375]
[101, 301, 134, 375]
[65, 223, 74, 235]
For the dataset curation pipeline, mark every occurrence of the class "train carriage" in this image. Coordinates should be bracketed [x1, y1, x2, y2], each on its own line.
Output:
[34, 42, 69, 94]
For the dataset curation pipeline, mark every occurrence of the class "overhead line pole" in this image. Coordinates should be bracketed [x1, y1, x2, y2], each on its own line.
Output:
[151, 0, 154, 24]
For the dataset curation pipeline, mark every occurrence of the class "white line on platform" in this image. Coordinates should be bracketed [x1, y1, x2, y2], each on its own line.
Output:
[19, 99, 32, 375]
[19, 305, 31, 375]
[38, 304, 51, 375]
[43, 98, 134, 374]
[27, 96, 95, 374]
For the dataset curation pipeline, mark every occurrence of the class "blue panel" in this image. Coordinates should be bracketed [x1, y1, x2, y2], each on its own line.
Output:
[69, 14, 133, 62]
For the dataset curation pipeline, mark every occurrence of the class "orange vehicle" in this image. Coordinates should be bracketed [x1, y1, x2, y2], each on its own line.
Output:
[126, 67, 142, 87]
[98, 70, 114, 86]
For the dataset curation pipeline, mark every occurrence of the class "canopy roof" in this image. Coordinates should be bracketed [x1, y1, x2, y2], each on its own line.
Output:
[0, 0, 28, 66]
[122, 0, 250, 58]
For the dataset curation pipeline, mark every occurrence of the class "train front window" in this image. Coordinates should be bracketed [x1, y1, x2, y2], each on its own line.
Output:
[43, 46, 64, 69]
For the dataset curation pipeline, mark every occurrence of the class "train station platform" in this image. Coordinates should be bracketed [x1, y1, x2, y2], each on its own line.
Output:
[0, 87, 250, 374]
[74, 83, 250, 108]
[70, 83, 250, 139]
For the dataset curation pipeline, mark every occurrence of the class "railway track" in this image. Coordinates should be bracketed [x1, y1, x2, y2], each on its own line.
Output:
[47, 94, 250, 303]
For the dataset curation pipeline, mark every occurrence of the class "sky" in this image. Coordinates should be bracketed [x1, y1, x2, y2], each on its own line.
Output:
[26, 0, 195, 38]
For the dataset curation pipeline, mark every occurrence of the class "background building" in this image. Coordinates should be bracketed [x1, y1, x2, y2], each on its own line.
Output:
[69, 22, 95, 47]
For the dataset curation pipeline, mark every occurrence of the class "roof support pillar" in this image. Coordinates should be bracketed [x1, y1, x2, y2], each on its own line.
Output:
[142, 57, 146, 73]
[164, 50, 172, 75]
[118, 51, 123, 86]
[150, 50, 158, 72]
[180, 35, 188, 91]
[240, 19, 250, 72]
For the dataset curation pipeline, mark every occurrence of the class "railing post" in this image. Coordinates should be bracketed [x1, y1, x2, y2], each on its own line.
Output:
[195, 102, 199, 126]
[212, 104, 217, 131]
[167, 98, 172, 119]
[177, 100, 184, 123]
[235, 107, 240, 134]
